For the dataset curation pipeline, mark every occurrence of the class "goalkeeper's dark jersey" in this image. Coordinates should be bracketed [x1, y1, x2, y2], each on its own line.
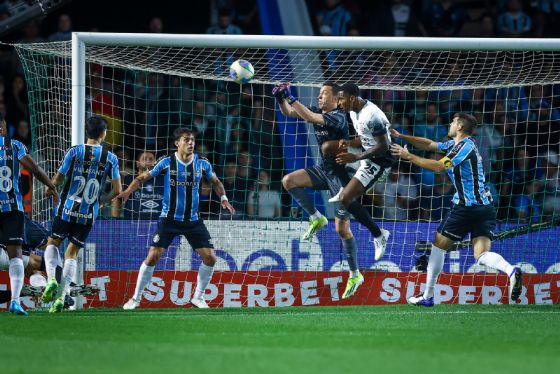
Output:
[308, 106, 349, 175]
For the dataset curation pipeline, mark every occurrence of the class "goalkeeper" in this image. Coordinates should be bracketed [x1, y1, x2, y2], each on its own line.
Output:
[391, 113, 522, 307]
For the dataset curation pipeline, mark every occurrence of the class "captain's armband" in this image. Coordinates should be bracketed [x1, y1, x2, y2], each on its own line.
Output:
[439, 156, 453, 169]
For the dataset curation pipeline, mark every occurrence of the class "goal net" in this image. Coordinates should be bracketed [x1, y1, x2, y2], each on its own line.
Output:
[10, 34, 560, 308]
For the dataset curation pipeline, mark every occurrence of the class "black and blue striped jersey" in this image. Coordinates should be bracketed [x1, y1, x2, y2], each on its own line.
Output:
[148, 153, 213, 222]
[0, 137, 27, 213]
[438, 137, 492, 206]
[55, 144, 120, 225]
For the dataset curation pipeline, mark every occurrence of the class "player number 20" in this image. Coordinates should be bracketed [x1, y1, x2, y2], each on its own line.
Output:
[69, 176, 100, 205]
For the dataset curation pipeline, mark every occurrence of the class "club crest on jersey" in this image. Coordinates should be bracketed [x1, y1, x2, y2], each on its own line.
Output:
[153, 234, 160, 243]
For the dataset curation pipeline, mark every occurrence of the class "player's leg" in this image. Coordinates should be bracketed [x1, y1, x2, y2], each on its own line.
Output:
[409, 205, 467, 307]
[124, 219, 173, 310]
[123, 245, 166, 310]
[43, 217, 66, 302]
[336, 217, 364, 299]
[1, 211, 27, 315]
[188, 220, 217, 308]
[191, 248, 216, 308]
[335, 164, 389, 258]
[470, 206, 522, 301]
[47, 222, 93, 312]
[282, 168, 328, 240]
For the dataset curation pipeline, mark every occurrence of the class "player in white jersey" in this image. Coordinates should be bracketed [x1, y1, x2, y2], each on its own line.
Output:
[330, 83, 395, 259]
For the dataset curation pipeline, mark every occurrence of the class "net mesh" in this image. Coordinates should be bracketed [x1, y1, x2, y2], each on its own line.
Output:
[12, 38, 560, 308]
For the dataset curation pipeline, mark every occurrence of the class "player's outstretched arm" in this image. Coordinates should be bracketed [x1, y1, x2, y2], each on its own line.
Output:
[19, 155, 59, 204]
[115, 171, 151, 204]
[390, 128, 439, 152]
[390, 144, 446, 173]
[101, 178, 123, 206]
[209, 175, 236, 215]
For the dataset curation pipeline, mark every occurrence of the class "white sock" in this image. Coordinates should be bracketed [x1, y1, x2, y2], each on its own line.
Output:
[44, 244, 60, 280]
[61, 259, 77, 297]
[424, 245, 445, 299]
[310, 211, 322, 220]
[194, 263, 214, 299]
[9, 257, 24, 303]
[477, 252, 515, 276]
[133, 262, 155, 301]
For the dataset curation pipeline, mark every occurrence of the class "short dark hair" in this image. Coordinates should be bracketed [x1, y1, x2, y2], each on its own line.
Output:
[85, 115, 107, 139]
[339, 83, 360, 97]
[454, 113, 478, 135]
[173, 127, 195, 141]
[323, 82, 340, 94]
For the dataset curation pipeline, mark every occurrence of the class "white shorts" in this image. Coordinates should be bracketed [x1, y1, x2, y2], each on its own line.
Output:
[0, 249, 30, 271]
[354, 159, 391, 190]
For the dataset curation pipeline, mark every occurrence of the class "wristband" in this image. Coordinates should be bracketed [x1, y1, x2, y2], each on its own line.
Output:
[220, 195, 229, 203]
[287, 95, 298, 105]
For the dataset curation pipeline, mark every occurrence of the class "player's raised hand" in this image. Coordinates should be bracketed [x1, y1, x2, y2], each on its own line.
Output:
[391, 144, 411, 160]
[389, 128, 401, 138]
[272, 83, 288, 101]
[115, 189, 132, 204]
[335, 151, 357, 164]
[280, 84, 298, 104]
[222, 200, 236, 215]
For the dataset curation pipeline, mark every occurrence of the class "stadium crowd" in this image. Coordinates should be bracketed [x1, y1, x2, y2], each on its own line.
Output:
[0, 0, 558, 223]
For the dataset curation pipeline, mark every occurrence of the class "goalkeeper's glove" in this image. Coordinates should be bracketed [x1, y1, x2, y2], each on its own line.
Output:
[272, 83, 287, 102]
[280, 84, 298, 105]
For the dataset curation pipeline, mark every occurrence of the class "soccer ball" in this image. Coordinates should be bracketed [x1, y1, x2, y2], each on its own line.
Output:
[229, 59, 254, 84]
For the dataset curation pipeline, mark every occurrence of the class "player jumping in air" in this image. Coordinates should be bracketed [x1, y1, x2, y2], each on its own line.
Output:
[274, 82, 389, 298]
[42, 116, 122, 313]
[331, 83, 393, 259]
[391, 112, 522, 306]
[0, 113, 59, 316]
[120, 128, 235, 310]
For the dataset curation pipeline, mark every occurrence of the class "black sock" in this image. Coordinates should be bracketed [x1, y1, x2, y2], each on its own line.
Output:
[288, 187, 317, 216]
[55, 265, 62, 283]
[346, 201, 382, 237]
[0, 290, 11, 304]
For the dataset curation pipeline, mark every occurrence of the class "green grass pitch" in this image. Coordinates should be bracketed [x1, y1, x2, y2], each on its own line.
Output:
[2, 305, 559, 374]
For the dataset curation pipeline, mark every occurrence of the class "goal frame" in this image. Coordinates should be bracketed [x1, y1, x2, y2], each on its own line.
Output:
[64, 33, 560, 309]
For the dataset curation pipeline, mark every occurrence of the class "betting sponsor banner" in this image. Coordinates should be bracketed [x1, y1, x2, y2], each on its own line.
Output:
[1, 272, 558, 309]
[84, 271, 560, 307]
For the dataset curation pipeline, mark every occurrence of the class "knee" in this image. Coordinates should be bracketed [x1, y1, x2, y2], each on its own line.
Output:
[474, 248, 489, 261]
[282, 174, 293, 190]
[340, 193, 352, 208]
[337, 228, 353, 241]
[146, 248, 164, 266]
[202, 252, 217, 267]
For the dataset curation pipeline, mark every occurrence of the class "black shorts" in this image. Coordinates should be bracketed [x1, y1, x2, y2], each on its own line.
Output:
[305, 165, 350, 220]
[50, 217, 92, 248]
[0, 210, 24, 245]
[151, 218, 214, 250]
[437, 204, 497, 241]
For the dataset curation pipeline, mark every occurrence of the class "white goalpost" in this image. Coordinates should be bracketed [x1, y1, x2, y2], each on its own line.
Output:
[10, 33, 560, 309]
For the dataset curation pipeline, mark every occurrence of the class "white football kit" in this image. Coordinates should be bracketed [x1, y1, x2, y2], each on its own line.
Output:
[349, 100, 394, 189]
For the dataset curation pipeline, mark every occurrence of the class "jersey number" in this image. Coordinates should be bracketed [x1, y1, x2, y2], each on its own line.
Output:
[69, 176, 100, 205]
[0, 166, 13, 193]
